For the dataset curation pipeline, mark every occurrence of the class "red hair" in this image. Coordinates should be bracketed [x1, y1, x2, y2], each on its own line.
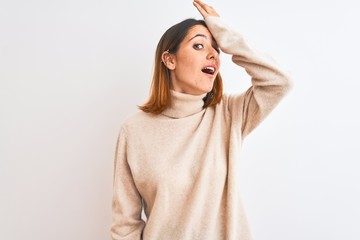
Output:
[139, 19, 223, 114]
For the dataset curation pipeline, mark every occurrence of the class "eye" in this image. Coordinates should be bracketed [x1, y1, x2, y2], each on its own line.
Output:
[193, 44, 204, 50]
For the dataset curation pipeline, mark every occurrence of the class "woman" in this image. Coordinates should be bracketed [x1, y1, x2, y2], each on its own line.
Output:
[111, 0, 292, 239]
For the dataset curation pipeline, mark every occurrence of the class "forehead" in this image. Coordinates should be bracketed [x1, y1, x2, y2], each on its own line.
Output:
[184, 24, 213, 41]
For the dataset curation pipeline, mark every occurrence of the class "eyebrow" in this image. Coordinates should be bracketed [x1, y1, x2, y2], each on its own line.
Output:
[188, 34, 207, 42]
[187, 33, 220, 52]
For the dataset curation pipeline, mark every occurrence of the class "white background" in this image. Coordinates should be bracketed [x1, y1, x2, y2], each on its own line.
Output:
[1, 0, 359, 239]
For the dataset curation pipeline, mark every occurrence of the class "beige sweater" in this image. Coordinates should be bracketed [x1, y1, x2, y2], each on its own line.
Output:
[111, 16, 292, 240]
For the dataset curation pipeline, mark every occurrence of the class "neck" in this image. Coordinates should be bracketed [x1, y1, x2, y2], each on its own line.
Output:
[161, 90, 207, 119]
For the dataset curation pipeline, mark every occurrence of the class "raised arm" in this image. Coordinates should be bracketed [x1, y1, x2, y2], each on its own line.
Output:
[194, 0, 292, 138]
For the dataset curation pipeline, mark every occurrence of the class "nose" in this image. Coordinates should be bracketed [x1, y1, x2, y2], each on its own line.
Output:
[207, 47, 219, 60]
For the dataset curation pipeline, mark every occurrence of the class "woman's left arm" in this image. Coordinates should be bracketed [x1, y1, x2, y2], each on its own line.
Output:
[194, 0, 293, 138]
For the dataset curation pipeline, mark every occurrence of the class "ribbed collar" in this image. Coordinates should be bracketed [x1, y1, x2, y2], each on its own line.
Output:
[161, 90, 207, 119]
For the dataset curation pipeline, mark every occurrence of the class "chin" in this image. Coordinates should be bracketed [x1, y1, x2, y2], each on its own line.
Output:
[196, 87, 213, 95]
[204, 82, 215, 93]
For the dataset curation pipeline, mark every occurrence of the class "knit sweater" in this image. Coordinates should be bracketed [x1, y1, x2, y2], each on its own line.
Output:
[111, 16, 292, 240]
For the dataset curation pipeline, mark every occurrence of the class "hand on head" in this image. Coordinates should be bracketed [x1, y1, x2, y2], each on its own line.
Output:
[193, 0, 220, 18]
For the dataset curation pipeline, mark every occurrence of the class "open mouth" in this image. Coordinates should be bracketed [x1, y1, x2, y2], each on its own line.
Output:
[201, 66, 216, 75]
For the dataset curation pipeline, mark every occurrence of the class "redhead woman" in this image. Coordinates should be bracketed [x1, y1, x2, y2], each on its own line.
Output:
[111, 0, 292, 239]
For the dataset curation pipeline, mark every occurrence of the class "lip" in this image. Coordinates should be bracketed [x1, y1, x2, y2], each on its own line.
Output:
[201, 64, 217, 75]
[203, 64, 217, 71]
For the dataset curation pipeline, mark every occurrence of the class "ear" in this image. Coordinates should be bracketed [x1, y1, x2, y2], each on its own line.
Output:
[161, 51, 176, 70]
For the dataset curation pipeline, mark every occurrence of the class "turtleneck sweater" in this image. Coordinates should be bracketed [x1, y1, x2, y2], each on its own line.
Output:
[161, 90, 207, 118]
[111, 16, 292, 240]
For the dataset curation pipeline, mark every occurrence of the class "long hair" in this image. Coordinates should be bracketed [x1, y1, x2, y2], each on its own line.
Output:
[139, 19, 223, 114]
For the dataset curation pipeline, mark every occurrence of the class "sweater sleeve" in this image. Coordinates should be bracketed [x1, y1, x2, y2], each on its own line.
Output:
[111, 126, 145, 240]
[205, 16, 293, 138]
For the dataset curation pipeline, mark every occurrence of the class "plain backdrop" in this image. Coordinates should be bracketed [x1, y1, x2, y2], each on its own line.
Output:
[1, 0, 359, 239]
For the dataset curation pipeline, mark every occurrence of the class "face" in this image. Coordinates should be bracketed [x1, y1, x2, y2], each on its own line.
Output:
[165, 25, 220, 95]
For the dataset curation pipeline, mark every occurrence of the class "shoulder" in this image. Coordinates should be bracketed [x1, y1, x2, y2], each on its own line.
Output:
[119, 110, 158, 135]
[219, 92, 246, 109]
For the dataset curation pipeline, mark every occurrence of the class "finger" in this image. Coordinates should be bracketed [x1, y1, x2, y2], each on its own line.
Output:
[193, 1, 208, 18]
[194, 0, 207, 9]
[194, 0, 212, 13]
[193, 0, 219, 17]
